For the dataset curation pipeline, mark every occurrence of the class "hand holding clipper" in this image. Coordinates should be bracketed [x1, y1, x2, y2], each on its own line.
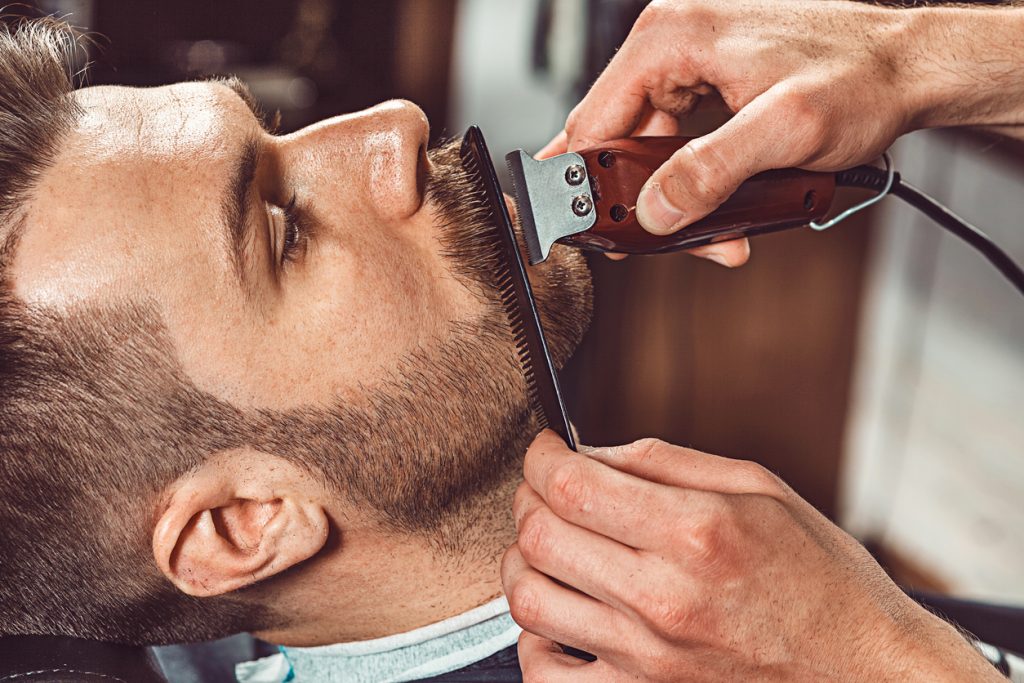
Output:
[506, 136, 836, 265]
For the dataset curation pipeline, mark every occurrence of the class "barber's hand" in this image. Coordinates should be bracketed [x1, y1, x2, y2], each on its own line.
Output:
[502, 431, 1002, 682]
[546, 0, 926, 266]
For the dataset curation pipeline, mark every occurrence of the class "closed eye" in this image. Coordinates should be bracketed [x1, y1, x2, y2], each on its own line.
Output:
[280, 193, 303, 263]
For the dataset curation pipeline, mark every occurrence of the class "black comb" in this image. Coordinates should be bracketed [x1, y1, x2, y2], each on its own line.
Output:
[458, 126, 577, 451]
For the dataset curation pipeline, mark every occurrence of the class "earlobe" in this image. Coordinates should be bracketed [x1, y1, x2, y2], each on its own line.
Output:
[153, 449, 330, 597]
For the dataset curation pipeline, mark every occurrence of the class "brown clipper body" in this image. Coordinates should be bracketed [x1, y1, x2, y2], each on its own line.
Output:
[507, 136, 837, 265]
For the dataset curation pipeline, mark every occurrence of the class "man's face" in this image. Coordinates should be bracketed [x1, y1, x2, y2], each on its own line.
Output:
[9, 81, 592, 529]
[16, 82, 493, 408]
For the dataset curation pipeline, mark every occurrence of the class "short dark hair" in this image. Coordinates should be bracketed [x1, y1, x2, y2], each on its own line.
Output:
[0, 15, 271, 644]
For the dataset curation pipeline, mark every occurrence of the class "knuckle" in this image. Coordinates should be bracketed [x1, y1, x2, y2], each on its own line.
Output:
[564, 104, 583, 137]
[638, 1, 712, 50]
[499, 544, 520, 582]
[517, 508, 555, 561]
[732, 459, 787, 498]
[779, 87, 828, 152]
[507, 577, 545, 630]
[626, 437, 666, 465]
[634, 2, 665, 31]
[640, 593, 692, 641]
[547, 460, 591, 514]
[687, 518, 723, 560]
[758, 494, 793, 527]
[641, 0, 703, 25]
[676, 141, 732, 207]
[778, 85, 814, 119]
[681, 502, 730, 560]
[512, 481, 532, 518]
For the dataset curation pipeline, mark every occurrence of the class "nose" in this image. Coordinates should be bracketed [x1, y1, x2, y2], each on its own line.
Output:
[281, 99, 430, 222]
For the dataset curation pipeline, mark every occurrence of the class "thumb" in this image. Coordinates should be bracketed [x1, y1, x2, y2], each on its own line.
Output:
[636, 87, 803, 237]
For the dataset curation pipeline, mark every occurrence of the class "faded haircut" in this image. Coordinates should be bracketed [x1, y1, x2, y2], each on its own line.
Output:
[0, 16, 583, 646]
[0, 15, 276, 644]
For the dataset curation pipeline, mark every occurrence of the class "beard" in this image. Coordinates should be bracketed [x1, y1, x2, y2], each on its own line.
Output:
[425, 138, 593, 369]
[253, 138, 593, 547]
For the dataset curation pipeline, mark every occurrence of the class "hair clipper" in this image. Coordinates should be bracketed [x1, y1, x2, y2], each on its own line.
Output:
[506, 137, 837, 265]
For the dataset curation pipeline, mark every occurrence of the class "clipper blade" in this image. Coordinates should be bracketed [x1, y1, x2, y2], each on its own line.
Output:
[505, 149, 597, 265]
[459, 127, 576, 450]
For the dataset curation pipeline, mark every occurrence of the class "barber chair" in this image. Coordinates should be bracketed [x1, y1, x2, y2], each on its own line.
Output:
[1, 595, 1022, 682]
[0, 635, 167, 682]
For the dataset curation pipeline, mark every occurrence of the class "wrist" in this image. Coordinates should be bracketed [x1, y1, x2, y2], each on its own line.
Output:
[881, 603, 1007, 682]
[899, 6, 1024, 131]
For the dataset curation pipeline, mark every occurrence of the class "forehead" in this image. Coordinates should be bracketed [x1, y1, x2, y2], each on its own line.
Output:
[10, 82, 246, 307]
[76, 82, 234, 158]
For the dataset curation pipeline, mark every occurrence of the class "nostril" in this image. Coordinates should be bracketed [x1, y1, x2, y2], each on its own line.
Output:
[416, 141, 429, 202]
[364, 99, 432, 219]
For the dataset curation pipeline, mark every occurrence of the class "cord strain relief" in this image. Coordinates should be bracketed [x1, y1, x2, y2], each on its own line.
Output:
[835, 165, 900, 192]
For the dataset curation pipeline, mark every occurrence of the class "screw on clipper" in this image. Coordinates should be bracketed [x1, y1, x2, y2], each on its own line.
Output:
[572, 195, 594, 217]
[564, 164, 586, 186]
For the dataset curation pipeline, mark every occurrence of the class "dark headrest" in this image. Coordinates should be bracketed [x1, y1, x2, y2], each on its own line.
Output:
[0, 635, 167, 682]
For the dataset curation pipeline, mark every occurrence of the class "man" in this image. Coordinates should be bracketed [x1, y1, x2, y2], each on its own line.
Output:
[0, 15, 590, 680]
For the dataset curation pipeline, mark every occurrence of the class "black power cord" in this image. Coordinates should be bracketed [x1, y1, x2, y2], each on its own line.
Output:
[836, 165, 1024, 297]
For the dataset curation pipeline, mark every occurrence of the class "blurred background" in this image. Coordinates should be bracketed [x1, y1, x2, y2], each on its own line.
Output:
[17, 0, 1023, 611]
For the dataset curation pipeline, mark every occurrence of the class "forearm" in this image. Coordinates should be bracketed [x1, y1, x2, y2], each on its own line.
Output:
[900, 6, 1024, 133]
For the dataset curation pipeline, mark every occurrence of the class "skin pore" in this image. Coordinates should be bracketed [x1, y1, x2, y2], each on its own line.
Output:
[9, 81, 591, 645]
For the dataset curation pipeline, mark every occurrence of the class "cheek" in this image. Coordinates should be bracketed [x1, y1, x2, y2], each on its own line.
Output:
[167, 212, 488, 410]
[257, 236, 463, 405]
[313, 243, 443, 345]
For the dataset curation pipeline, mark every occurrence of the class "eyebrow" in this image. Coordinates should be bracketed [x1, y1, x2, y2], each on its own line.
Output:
[213, 76, 275, 287]
[215, 75, 280, 134]
[220, 134, 261, 286]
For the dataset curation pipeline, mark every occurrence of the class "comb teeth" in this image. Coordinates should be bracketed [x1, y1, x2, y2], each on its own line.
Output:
[462, 151, 548, 428]
[459, 127, 573, 448]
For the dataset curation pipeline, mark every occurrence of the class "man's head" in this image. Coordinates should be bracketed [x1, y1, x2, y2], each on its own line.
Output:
[0, 17, 591, 644]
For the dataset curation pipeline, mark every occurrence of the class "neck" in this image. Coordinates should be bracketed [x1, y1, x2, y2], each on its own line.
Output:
[257, 475, 519, 646]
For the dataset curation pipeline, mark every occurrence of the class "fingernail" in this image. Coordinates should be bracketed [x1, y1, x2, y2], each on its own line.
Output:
[637, 182, 685, 235]
[702, 249, 730, 267]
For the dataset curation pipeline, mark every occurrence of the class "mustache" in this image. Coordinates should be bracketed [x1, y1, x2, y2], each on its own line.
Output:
[424, 138, 517, 294]
[423, 138, 593, 371]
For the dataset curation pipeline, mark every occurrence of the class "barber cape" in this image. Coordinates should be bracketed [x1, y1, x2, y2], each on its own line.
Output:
[235, 597, 523, 683]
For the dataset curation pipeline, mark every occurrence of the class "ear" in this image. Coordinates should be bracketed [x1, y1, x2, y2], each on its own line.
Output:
[153, 448, 330, 597]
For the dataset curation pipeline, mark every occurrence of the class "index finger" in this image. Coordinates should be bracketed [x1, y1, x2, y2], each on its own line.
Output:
[564, 44, 652, 151]
[586, 438, 790, 500]
[535, 130, 567, 159]
[523, 430, 715, 549]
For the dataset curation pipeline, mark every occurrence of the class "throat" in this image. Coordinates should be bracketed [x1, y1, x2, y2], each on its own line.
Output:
[258, 475, 520, 647]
